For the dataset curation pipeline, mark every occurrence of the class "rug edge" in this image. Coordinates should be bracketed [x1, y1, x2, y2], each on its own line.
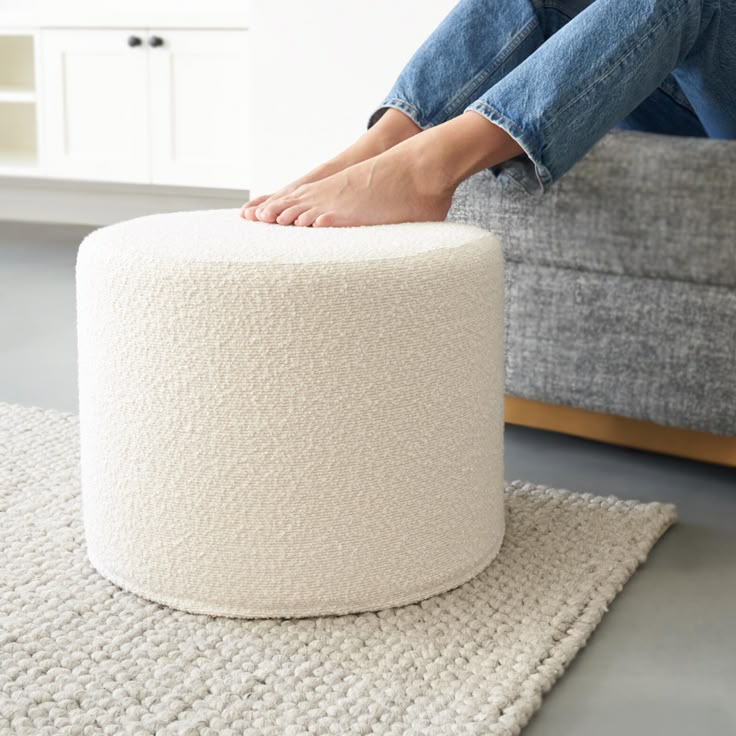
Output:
[500, 495, 678, 735]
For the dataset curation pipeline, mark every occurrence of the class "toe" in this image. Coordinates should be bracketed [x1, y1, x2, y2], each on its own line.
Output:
[257, 199, 298, 223]
[255, 203, 279, 223]
[294, 208, 320, 227]
[313, 212, 336, 228]
[243, 206, 261, 221]
[240, 194, 270, 216]
[276, 203, 310, 226]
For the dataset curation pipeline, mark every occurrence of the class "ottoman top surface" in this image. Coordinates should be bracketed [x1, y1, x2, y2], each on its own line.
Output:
[82, 209, 495, 265]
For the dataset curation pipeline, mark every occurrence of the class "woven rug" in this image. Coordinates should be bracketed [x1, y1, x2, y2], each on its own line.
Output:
[1, 401, 676, 736]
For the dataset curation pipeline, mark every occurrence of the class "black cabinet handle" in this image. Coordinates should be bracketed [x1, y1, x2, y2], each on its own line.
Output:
[127, 35, 142, 47]
[148, 36, 164, 48]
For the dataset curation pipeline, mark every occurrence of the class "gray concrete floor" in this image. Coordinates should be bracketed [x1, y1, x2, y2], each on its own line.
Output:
[2, 220, 735, 734]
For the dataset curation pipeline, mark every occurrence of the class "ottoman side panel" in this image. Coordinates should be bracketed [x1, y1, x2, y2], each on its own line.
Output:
[75, 229, 505, 618]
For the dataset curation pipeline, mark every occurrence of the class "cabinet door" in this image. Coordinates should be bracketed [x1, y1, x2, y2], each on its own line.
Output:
[148, 30, 249, 189]
[40, 29, 150, 183]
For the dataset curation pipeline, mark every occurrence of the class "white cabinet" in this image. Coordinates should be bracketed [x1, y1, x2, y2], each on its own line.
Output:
[41, 29, 150, 183]
[40, 28, 249, 188]
[149, 30, 249, 188]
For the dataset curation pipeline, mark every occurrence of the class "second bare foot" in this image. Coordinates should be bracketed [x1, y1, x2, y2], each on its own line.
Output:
[240, 107, 422, 220]
[249, 109, 525, 228]
[251, 135, 455, 228]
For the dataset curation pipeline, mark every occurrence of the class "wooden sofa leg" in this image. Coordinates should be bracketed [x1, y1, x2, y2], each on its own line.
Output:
[504, 395, 736, 468]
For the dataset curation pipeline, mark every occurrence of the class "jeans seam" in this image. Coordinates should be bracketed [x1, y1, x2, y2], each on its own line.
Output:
[544, 4, 697, 115]
[658, 81, 697, 114]
[540, 2, 574, 21]
[466, 98, 553, 192]
[440, 15, 541, 123]
[540, 0, 693, 144]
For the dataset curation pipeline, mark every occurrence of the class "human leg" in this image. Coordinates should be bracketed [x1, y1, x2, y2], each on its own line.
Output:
[251, 109, 524, 227]
[250, 0, 726, 227]
[246, 0, 548, 222]
[615, 80, 708, 137]
[461, 0, 722, 193]
[365, 0, 547, 132]
[240, 108, 422, 220]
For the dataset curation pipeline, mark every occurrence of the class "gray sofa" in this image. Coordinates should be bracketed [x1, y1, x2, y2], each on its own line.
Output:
[446, 128, 736, 438]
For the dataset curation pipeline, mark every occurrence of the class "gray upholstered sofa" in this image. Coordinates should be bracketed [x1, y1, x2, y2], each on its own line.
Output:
[446, 128, 736, 442]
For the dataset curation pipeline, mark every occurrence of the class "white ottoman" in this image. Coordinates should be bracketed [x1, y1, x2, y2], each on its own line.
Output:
[75, 209, 506, 619]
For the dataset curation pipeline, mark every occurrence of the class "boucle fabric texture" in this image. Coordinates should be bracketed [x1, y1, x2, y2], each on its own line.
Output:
[447, 128, 736, 436]
[1, 401, 677, 736]
[449, 129, 736, 288]
[75, 212, 506, 618]
[503, 261, 736, 436]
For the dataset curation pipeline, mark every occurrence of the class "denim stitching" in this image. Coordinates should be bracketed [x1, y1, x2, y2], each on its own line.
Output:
[540, 2, 574, 20]
[542, 3, 697, 115]
[658, 77, 698, 112]
[540, 0, 694, 140]
[440, 15, 541, 123]
[376, 97, 433, 129]
[466, 99, 554, 192]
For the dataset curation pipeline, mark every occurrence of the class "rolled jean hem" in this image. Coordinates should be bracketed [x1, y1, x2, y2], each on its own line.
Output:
[463, 99, 554, 195]
[366, 97, 435, 132]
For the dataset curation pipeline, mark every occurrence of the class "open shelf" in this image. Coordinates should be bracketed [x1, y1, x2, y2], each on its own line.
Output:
[0, 34, 39, 175]
[0, 34, 35, 92]
[0, 102, 39, 174]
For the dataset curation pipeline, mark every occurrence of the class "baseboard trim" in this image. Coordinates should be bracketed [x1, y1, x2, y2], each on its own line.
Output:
[505, 395, 736, 468]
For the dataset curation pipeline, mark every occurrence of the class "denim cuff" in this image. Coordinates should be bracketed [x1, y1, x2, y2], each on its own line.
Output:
[463, 99, 553, 195]
[366, 97, 436, 132]
[366, 97, 553, 196]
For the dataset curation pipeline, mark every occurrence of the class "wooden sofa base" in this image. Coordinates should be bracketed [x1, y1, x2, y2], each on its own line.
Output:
[504, 396, 736, 468]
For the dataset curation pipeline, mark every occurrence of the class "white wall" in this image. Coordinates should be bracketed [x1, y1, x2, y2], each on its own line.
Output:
[0, 0, 248, 27]
[247, 0, 457, 195]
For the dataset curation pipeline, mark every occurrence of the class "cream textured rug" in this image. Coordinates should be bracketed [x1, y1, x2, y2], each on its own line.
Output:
[1, 401, 677, 736]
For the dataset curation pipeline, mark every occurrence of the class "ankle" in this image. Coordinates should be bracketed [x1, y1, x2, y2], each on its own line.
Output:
[369, 107, 423, 151]
[444, 111, 524, 184]
[395, 112, 524, 200]
[387, 133, 459, 201]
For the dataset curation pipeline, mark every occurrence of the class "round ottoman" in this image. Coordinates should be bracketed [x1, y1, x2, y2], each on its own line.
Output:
[75, 209, 506, 619]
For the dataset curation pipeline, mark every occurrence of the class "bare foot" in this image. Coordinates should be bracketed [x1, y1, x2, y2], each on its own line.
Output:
[251, 110, 523, 228]
[252, 137, 454, 228]
[240, 107, 422, 221]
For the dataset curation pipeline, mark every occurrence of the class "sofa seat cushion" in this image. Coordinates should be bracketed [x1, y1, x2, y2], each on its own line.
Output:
[448, 129, 736, 289]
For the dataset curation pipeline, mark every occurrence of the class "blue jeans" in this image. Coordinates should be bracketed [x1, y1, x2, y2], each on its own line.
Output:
[366, 0, 734, 193]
